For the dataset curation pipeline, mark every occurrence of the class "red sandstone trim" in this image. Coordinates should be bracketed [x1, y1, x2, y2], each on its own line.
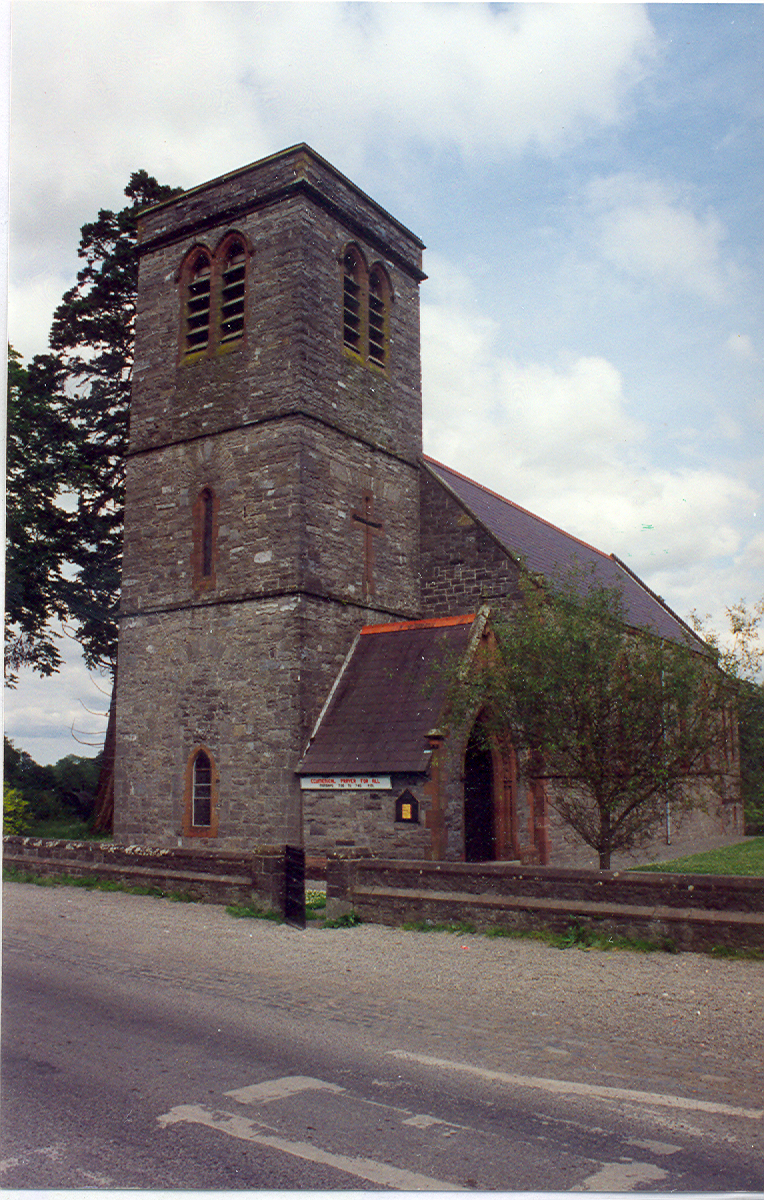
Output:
[360, 613, 476, 635]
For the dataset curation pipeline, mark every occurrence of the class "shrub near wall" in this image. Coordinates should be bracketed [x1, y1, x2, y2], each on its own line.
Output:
[326, 855, 764, 952]
[2, 837, 286, 911]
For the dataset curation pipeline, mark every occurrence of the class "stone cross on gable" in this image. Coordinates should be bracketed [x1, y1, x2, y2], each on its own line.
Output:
[351, 490, 383, 598]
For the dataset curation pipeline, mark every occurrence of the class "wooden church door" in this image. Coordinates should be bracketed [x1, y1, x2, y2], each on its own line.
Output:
[464, 726, 496, 861]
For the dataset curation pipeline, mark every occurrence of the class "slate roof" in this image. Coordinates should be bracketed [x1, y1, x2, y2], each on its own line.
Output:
[423, 456, 700, 647]
[298, 615, 477, 776]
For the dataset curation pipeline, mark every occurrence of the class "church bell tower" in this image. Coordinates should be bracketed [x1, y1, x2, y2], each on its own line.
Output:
[114, 145, 426, 848]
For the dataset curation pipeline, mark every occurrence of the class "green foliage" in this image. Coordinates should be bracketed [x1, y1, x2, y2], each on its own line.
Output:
[5, 348, 74, 684]
[451, 567, 734, 869]
[402, 919, 476, 934]
[305, 889, 327, 915]
[690, 601, 764, 832]
[3, 784, 33, 835]
[739, 682, 764, 833]
[1, 867, 196, 901]
[3, 737, 102, 826]
[47, 172, 182, 673]
[322, 911, 363, 928]
[226, 903, 285, 922]
[637, 837, 764, 877]
[6, 173, 181, 686]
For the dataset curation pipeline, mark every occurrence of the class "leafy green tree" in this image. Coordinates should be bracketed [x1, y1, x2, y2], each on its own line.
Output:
[454, 570, 734, 869]
[3, 737, 104, 826]
[3, 737, 61, 822]
[48, 170, 182, 672]
[7, 173, 181, 829]
[691, 599, 764, 833]
[3, 783, 33, 836]
[4, 348, 74, 685]
[50, 753, 103, 821]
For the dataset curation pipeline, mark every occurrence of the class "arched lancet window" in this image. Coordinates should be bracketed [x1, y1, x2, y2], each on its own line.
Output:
[193, 486, 218, 591]
[342, 246, 365, 354]
[192, 750, 212, 827]
[200, 487, 215, 578]
[185, 251, 212, 354]
[220, 239, 247, 346]
[183, 746, 219, 837]
[368, 265, 390, 368]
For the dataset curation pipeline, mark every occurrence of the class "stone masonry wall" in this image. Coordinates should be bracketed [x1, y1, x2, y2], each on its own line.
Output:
[3, 838, 286, 911]
[326, 855, 764, 952]
[116, 147, 426, 851]
[419, 469, 523, 618]
[132, 158, 423, 463]
[121, 421, 421, 622]
[302, 774, 433, 859]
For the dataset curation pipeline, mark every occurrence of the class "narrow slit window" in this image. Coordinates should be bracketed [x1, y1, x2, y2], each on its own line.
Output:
[368, 267, 388, 367]
[343, 250, 363, 353]
[201, 488, 214, 577]
[220, 241, 247, 345]
[192, 751, 212, 827]
[186, 253, 212, 354]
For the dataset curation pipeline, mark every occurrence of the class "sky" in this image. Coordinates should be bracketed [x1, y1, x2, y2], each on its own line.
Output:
[4, 1, 764, 765]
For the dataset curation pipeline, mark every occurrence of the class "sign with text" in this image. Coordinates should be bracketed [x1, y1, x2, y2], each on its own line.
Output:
[300, 775, 392, 791]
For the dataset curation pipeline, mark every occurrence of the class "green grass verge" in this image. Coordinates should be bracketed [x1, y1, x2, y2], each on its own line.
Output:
[2, 866, 196, 901]
[225, 900, 360, 928]
[637, 838, 764, 877]
[15, 818, 112, 841]
[400, 914, 762, 959]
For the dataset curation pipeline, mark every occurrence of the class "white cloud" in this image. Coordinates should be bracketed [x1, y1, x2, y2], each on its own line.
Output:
[3, 628, 109, 764]
[725, 332, 758, 363]
[421, 262, 758, 618]
[10, 3, 656, 217]
[585, 174, 740, 302]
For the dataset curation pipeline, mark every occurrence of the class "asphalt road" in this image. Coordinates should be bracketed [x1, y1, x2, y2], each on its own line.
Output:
[2, 881, 763, 1193]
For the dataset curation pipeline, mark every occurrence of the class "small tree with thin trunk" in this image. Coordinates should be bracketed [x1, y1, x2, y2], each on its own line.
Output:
[454, 569, 735, 869]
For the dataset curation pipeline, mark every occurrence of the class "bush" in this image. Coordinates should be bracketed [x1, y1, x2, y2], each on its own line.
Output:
[3, 783, 33, 835]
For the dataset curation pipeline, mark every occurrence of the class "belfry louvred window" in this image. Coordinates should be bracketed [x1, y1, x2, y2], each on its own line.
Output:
[343, 248, 363, 354]
[368, 266, 389, 367]
[342, 246, 391, 370]
[182, 235, 248, 360]
[186, 252, 212, 353]
[220, 240, 247, 345]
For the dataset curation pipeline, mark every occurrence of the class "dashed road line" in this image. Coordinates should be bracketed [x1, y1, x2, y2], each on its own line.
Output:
[157, 1102, 465, 1191]
[388, 1050, 764, 1120]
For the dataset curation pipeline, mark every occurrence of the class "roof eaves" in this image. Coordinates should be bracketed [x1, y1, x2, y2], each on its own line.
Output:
[610, 554, 708, 651]
[422, 453, 611, 566]
[420, 454, 528, 573]
[297, 630, 361, 769]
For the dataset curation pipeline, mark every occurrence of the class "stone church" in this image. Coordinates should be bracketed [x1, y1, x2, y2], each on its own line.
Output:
[113, 144, 741, 868]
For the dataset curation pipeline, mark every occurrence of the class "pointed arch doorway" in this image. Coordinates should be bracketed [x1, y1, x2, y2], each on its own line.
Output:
[464, 726, 495, 861]
[463, 718, 517, 862]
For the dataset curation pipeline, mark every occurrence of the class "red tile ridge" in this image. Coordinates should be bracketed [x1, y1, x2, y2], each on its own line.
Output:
[422, 453, 612, 563]
[361, 613, 476, 635]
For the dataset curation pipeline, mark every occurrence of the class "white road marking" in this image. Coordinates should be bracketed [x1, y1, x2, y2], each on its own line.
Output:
[225, 1076, 344, 1104]
[389, 1050, 764, 1120]
[626, 1137, 682, 1156]
[157, 1102, 465, 1191]
[572, 1160, 669, 1191]
[403, 1113, 448, 1128]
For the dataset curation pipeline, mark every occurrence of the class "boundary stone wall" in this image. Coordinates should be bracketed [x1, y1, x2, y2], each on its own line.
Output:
[326, 855, 764, 952]
[2, 838, 286, 912]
